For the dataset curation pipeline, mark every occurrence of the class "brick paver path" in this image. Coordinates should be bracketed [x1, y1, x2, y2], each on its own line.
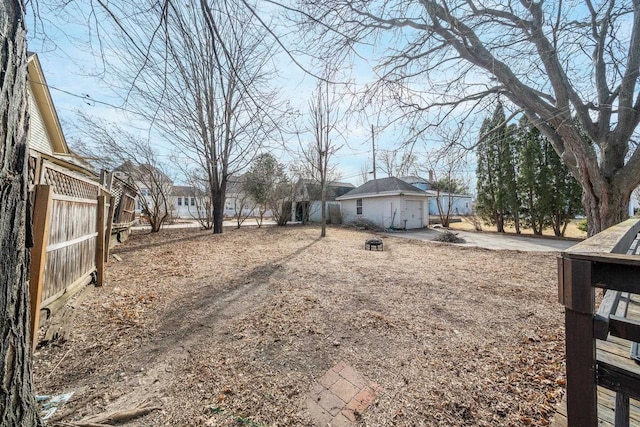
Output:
[306, 361, 382, 426]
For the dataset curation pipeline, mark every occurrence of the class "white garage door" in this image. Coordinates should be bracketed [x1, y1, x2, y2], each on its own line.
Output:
[405, 200, 423, 229]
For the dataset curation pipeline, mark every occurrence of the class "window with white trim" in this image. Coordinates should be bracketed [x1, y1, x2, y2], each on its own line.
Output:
[356, 199, 363, 215]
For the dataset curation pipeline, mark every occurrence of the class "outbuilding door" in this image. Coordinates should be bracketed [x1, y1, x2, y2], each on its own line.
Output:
[405, 200, 423, 229]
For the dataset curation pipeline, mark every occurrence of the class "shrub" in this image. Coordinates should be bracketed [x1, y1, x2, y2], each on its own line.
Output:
[348, 218, 384, 231]
[434, 231, 466, 244]
[576, 218, 588, 232]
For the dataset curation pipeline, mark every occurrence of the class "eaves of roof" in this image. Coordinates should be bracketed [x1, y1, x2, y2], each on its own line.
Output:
[336, 190, 429, 201]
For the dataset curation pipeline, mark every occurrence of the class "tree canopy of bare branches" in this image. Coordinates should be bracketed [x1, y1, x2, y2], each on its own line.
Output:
[64, 1, 287, 234]
[73, 116, 174, 232]
[298, 79, 344, 237]
[295, 0, 640, 235]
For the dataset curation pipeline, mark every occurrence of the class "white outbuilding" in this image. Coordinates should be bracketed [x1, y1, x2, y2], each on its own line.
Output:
[336, 177, 430, 230]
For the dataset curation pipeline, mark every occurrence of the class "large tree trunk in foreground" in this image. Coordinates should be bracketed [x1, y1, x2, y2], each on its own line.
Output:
[583, 181, 631, 237]
[0, 2, 42, 425]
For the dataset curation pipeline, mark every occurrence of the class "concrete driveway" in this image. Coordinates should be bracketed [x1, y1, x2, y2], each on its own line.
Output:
[386, 228, 579, 252]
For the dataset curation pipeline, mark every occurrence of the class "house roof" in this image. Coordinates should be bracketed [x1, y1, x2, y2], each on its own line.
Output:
[115, 161, 173, 184]
[336, 177, 428, 200]
[27, 53, 97, 177]
[225, 174, 246, 195]
[294, 179, 355, 201]
[424, 190, 474, 198]
[27, 53, 69, 156]
[172, 185, 206, 197]
[398, 175, 428, 184]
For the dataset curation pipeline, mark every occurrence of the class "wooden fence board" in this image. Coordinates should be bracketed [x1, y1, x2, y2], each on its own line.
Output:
[29, 184, 52, 351]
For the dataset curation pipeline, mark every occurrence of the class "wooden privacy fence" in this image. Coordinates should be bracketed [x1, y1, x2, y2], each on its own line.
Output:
[556, 218, 640, 426]
[109, 175, 138, 241]
[29, 160, 112, 349]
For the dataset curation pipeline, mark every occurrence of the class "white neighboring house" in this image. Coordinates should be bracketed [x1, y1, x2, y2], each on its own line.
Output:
[224, 175, 253, 218]
[399, 176, 473, 216]
[114, 162, 173, 217]
[336, 177, 430, 230]
[292, 179, 355, 223]
[223, 174, 274, 218]
[171, 185, 209, 219]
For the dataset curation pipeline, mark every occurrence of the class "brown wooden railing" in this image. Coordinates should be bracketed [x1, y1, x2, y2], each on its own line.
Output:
[558, 218, 640, 426]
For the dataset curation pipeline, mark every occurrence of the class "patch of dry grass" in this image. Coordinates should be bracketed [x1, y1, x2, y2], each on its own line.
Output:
[448, 217, 587, 240]
[33, 226, 565, 426]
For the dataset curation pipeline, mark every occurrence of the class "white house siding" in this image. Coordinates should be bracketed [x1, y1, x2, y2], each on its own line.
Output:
[173, 196, 206, 219]
[342, 195, 428, 229]
[306, 201, 341, 223]
[428, 195, 472, 216]
[28, 87, 53, 155]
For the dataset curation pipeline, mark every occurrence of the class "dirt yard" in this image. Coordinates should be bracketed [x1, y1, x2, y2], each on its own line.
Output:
[33, 225, 566, 426]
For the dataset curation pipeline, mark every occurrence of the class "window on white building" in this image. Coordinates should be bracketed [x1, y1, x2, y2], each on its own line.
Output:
[191, 197, 195, 206]
[356, 199, 363, 215]
[177, 197, 182, 206]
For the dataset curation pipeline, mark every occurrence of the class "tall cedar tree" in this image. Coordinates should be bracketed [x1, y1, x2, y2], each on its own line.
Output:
[545, 138, 583, 236]
[476, 104, 518, 232]
[517, 118, 552, 235]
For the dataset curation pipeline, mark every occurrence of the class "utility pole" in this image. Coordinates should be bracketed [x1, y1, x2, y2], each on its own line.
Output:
[371, 124, 377, 181]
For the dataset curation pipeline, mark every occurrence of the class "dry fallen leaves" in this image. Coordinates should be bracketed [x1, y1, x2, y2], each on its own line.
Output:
[33, 225, 565, 426]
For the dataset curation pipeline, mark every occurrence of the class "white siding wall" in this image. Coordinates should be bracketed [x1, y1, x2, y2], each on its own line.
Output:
[306, 201, 341, 223]
[428, 195, 473, 215]
[173, 196, 205, 218]
[342, 196, 429, 229]
[28, 87, 54, 155]
[341, 196, 402, 229]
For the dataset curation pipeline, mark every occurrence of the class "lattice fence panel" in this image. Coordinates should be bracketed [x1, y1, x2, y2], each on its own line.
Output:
[41, 163, 100, 199]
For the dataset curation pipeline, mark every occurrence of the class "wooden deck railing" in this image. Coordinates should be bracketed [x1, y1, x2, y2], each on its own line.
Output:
[558, 218, 640, 426]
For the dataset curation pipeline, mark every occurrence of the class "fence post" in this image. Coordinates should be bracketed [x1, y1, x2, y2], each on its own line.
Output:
[29, 184, 52, 351]
[562, 257, 597, 426]
[96, 194, 106, 287]
[104, 196, 116, 263]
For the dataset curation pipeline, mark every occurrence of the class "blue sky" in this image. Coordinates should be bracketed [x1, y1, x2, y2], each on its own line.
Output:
[26, 3, 478, 188]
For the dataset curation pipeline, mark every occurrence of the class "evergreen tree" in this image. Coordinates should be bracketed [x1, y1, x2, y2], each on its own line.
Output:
[546, 139, 583, 236]
[243, 153, 290, 226]
[517, 118, 551, 235]
[476, 104, 518, 233]
[501, 124, 521, 233]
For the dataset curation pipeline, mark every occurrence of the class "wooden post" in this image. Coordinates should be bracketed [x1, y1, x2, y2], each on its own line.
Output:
[615, 393, 630, 427]
[29, 184, 52, 351]
[104, 196, 115, 262]
[562, 257, 598, 426]
[96, 194, 106, 287]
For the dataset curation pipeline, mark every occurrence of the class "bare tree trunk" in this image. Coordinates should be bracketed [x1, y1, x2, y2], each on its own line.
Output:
[495, 213, 505, 233]
[583, 184, 630, 236]
[0, 2, 43, 425]
[321, 185, 327, 237]
[212, 190, 225, 234]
